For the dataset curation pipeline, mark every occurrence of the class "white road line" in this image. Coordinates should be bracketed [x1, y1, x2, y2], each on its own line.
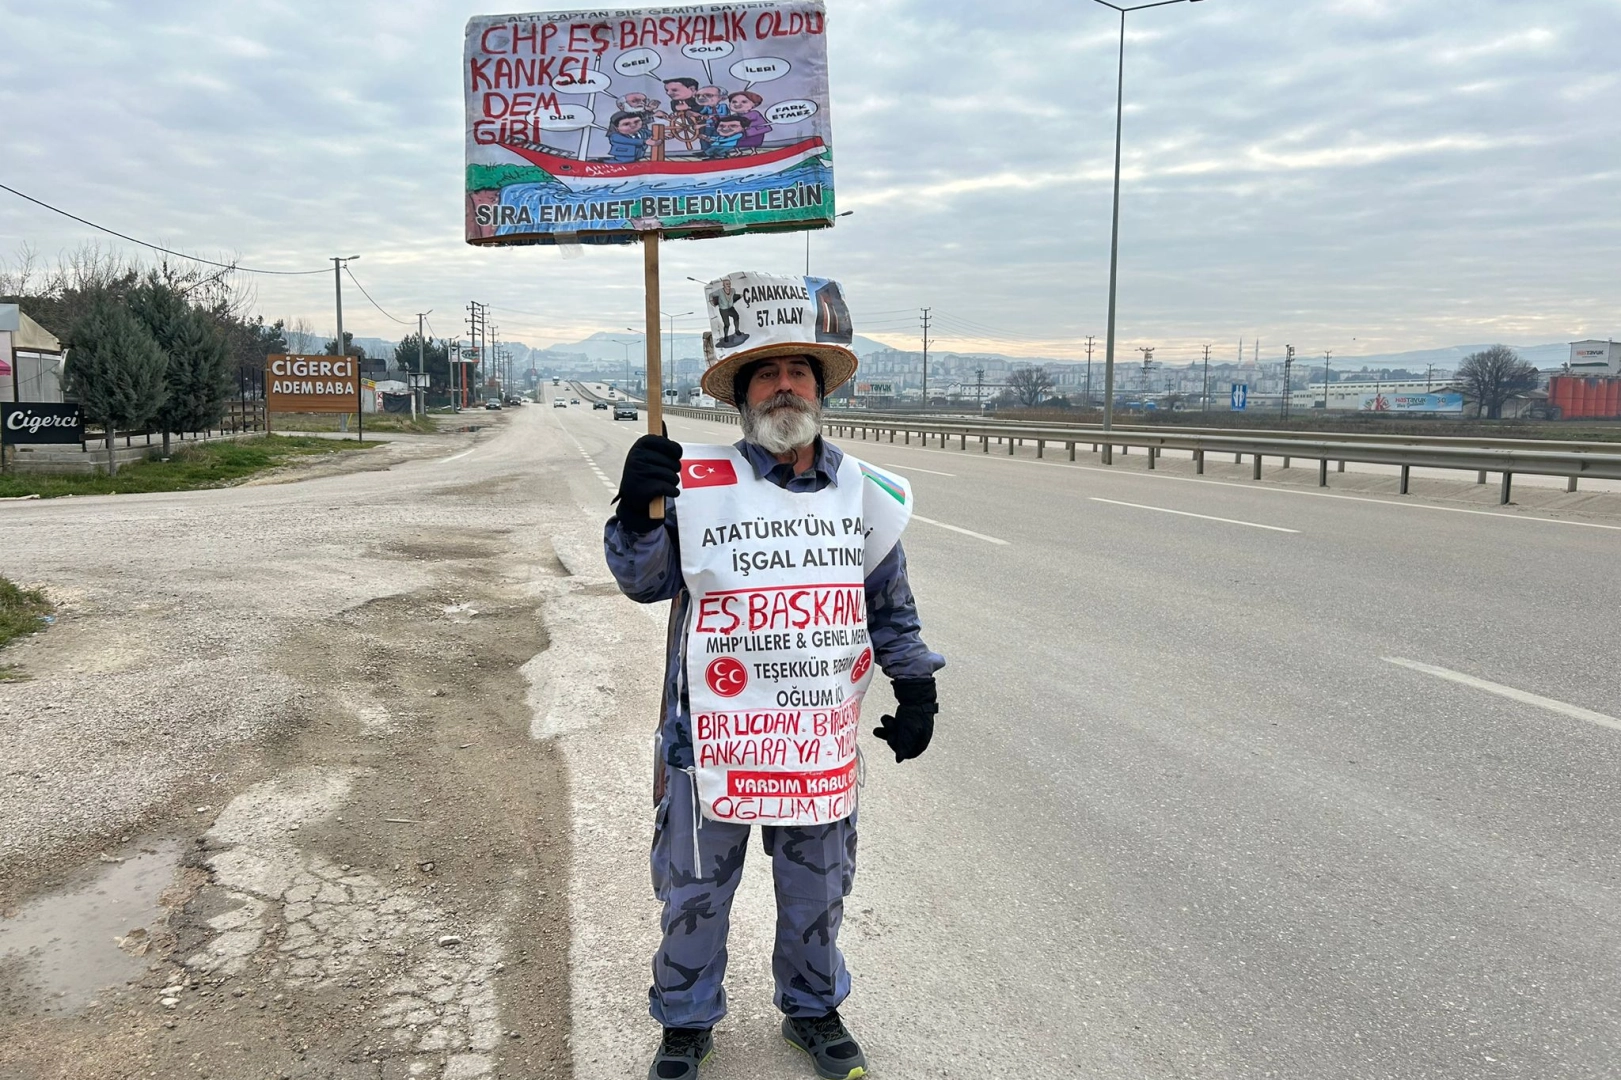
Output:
[894, 445, 1621, 532]
[910, 514, 1010, 545]
[437, 449, 477, 464]
[882, 463, 956, 477]
[1089, 497, 1299, 533]
[1383, 657, 1621, 733]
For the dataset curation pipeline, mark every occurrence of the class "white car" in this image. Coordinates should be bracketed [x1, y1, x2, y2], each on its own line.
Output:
[552, 398, 567, 408]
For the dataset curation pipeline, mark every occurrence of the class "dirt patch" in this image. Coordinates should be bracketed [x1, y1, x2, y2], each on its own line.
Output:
[0, 536, 573, 1080]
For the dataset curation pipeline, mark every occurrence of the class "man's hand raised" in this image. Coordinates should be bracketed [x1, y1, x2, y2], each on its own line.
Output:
[615, 434, 683, 533]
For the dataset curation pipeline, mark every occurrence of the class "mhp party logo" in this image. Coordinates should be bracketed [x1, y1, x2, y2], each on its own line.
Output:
[705, 656, 748, 698]
[683, 459, 738, 488]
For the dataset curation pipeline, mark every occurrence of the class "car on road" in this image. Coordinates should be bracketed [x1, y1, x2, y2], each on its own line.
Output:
[504, 396, 523, 407]
[484, 399, 502, 410]
[613, 403, 638, 421]
[593, 400, 609, 410]
[569, 398, 581, 405]
[552, 398, 567, 408]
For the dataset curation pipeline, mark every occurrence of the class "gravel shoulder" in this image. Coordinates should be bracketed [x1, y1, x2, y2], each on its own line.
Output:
[0, 410, 582, 1080]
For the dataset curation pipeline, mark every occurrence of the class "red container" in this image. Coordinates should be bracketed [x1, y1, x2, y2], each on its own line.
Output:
[1576, 378, 1594, 418]
[1607, 379, 1621, 419]
[1552, 376, 1572, 415]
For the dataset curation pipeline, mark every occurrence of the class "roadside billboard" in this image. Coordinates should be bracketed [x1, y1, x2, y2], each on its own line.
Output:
[266, 355, 360, 414]
[856, 382, 893, 395]
[1360, 392, 1464, 413]
[464, 1, 834, 245]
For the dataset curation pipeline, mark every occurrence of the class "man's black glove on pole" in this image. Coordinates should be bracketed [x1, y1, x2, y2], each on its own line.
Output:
[614, 434, 682, 533]
[873, 677, 936, 763]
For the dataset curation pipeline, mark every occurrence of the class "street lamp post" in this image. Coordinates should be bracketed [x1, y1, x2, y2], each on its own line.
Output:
[1093, 0, 1205, 459]
[807, 210, 854, 275]
[661, 309, 693, 403]
[625, 327, 648, 400]
[613, 337, 639, 393]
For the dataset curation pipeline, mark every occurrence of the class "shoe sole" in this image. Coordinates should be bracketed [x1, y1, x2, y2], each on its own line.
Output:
[783, 1035, 866, 1080]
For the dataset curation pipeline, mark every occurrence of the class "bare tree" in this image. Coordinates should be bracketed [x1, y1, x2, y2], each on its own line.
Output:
[1456, 345, 1540, 419]
[1006, 365, 1055, 407]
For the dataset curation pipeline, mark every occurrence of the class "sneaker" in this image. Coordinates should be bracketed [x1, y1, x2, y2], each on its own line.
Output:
[648, 1026, 713, 1080]
[782, 1009, 868, 1079]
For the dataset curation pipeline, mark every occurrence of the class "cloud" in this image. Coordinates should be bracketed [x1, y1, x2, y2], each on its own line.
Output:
[0, 0, 1617, 361]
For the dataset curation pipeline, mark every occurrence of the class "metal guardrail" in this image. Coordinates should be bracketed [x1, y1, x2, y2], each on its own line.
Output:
[829, 410, 1621, 456]
[658, 404, 1621, 504]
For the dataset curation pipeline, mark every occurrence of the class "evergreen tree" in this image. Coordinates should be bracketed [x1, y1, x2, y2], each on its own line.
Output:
[65, 300, 168, 475]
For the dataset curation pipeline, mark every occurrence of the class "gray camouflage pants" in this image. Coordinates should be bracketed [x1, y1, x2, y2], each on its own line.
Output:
[649, 767, 857, 1029]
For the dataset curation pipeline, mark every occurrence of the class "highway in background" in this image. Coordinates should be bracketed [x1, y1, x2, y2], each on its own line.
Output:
[544, 382, 1621, 1079]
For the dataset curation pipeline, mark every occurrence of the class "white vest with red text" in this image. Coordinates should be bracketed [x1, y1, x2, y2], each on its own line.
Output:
[675, 444, 912, 827]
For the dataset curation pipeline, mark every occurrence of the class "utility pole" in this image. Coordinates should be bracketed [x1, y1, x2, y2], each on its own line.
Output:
[1202, 344, 1212, 412]
[974, 366, 986, 410]
[1084, 335, 1096, 407]
[332, 255, 362, 442]
[414, 311, 431, 419]
[1282, 344, 1295, 418]
[919, 307, 932, 408]
[1323, 349, 1332, 409]
[466, 301, 487, 409]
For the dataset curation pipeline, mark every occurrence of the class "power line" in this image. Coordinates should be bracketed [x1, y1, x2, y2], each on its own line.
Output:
[344, 266, 413, 326]
[0, 181, 328, 275]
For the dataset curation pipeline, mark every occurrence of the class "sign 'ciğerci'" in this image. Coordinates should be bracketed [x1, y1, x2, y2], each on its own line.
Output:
[463, 1, 835, 245]
[265, 355, 359, 414]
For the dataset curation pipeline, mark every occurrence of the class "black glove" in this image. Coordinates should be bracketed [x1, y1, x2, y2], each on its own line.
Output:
[873, 677, 937, 763]
[614, 434, 682, 533]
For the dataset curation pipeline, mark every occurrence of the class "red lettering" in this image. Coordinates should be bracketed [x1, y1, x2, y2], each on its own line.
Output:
[756, 12, 774, 39]
[729, 12, 746, 39]
[640, 18, 658, 45]
[748, 593, 769, 632]
[659, 16, 676, 44]
[481, 24, 509, 54]
[619, 19, 638, 48]
[540, 23, 560, 53]
[482, 92, 512, 118]
[469, 57, 493, 91]
[567, 23, 593, 51]
[590, 23, 612, 53]
[513, 21, 538, 54]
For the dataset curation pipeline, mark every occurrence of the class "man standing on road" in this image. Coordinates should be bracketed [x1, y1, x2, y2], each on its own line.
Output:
[604, 271, 944, 1080]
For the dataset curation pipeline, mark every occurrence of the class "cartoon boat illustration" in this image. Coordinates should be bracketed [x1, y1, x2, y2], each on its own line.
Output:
[498, 136, 827, 184]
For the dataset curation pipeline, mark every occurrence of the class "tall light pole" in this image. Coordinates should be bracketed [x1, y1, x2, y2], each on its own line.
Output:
[661, 309, 693, 402]
[1094, 0, 1206, 453]
[331, 255, 361, 441]
[807, 210, 855, 275]
[613, 337, 639, 394]
[625, 327, 647, 399]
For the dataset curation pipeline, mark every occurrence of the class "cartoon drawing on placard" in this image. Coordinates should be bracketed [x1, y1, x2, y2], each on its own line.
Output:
[464, 2, 836, 244]
[709, 278, 750, 349]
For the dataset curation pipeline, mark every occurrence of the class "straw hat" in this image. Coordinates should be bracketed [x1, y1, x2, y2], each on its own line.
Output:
[697, 271, 858, 406]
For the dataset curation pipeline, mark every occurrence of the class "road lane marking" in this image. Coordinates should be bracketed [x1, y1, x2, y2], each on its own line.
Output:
[1383, 658, 1621, 733]
[437, 449, 477, 464]
[910, 514, 1009, 545]
[892, 445, 1621, 532]
[1089, 497, 1299, 533]
[883, 463, 955, 477]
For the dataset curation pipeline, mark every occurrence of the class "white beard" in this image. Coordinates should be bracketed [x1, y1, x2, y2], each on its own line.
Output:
[741, 392, 821, 455]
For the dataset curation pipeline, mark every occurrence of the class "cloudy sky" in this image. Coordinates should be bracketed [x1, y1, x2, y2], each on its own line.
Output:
[2, 0, 1618, 366]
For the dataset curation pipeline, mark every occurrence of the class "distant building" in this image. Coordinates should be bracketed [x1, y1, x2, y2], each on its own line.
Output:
[1568, 340, 1619, 375]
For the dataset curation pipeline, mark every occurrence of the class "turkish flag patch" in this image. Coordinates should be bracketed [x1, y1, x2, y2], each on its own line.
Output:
[682, 459, 738, 488]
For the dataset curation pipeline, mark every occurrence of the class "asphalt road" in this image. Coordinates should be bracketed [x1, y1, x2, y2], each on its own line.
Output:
[547, 385, 1621, 1079]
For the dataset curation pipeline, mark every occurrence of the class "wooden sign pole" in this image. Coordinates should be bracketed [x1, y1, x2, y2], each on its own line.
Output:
[643, 232, 665, 521]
